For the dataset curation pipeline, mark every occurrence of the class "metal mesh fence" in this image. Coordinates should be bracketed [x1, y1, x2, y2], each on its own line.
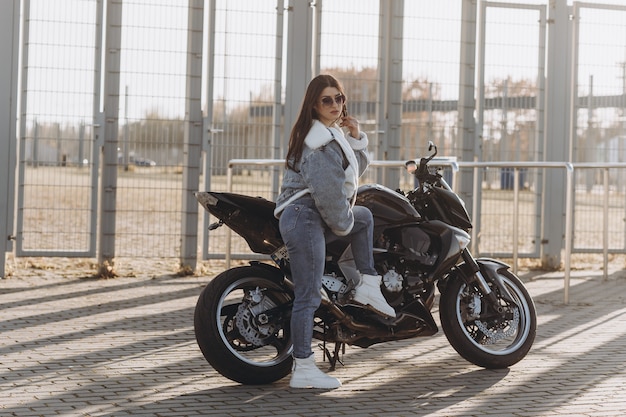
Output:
[110, 0, 190, 258]
[18, 0, 98, 255]
[573, 4, 626, 164]
[570, 3, 626, 256]
[204, 0, 282, 259]
[473, 3, 545, 257]
[10, 0, 626, 267]
[401, 1, 462, 159]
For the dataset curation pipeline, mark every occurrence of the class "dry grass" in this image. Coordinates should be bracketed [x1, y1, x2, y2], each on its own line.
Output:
[5, 166, 626, 279]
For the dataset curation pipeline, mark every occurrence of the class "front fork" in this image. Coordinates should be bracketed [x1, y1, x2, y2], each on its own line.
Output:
[459, 249, 503, 310]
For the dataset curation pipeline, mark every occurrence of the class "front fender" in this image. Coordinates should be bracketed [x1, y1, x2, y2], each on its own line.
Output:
[439, 257, 514, 301]
[476, 258, 516, 303]
[476, 257, 511, 278]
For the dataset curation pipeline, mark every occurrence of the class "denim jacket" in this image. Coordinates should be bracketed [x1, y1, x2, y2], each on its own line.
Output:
[274, 120, 370, 236]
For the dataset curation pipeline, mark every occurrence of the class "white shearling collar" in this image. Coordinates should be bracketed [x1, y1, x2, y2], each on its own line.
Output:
[304, 119, 358, 181]
[304, 120, 336, 149]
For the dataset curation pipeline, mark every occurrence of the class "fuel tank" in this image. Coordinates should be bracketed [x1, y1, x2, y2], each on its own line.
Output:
[356, 184, 420, 227]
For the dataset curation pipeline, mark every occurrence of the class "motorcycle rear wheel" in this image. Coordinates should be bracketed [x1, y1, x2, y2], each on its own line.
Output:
[194, 265, 294, 384]
[439, 269, 536, 369]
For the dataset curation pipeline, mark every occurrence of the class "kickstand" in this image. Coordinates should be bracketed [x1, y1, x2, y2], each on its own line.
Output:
[318, 341, 345, 371]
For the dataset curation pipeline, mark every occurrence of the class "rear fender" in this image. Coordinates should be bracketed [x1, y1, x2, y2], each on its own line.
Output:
[249, 261, 287, 280]
[247, 261, 295, 293]
[195, 191, 283, 254]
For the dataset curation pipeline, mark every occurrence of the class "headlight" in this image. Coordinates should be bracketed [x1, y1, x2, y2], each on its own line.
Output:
[451, 226, 471, 250]
[456, 233, 471, 250]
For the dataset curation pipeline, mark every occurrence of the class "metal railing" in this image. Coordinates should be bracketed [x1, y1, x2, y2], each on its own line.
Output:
[225, 158, 626, 304]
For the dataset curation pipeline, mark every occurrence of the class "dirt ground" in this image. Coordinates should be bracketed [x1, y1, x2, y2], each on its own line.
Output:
[9, 164, 626, 281]
[3, 251, 625, 283]
[1, 253, 242, 281]
[6, 167, 626, 281]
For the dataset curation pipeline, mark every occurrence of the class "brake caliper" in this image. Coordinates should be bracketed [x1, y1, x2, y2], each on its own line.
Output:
[235, 287, 279, 346]
[475, 307, 520, 344]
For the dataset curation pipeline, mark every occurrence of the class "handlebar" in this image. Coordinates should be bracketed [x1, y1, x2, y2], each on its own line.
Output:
[405, 141, 439, 181]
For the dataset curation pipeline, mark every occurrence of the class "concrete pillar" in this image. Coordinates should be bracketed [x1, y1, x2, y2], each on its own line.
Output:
[180, 0, 205, 271]
[98, 0, 123, 271]
[458, 0, 478, 218]
[541, 0, 571, 269]
[0, 0, 20, 278]
[284, 0, 315, 135]
[377, 0, 404, 189]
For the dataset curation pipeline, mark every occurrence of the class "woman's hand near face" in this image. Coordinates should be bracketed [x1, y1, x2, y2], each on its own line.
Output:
[340, 115, 361, 139]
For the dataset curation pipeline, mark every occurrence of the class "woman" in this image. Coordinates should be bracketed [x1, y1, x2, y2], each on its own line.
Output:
[274, 74, 395, 389]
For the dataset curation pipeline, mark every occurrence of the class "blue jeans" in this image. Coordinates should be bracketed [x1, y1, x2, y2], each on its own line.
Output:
[279, 201, 377, 359]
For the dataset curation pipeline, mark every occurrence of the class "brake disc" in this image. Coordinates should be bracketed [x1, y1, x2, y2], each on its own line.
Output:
[235, 289, 279, 346]
[475, 307, 520, 344]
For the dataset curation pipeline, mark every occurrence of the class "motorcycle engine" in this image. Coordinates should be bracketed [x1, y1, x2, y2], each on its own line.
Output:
[381, 268, 403, 292]
[374, 226, 437, 266]
[376, 259, 430, 307]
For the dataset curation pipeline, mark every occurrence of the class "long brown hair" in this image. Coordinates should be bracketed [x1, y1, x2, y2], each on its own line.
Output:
[285, 74, 346, 170]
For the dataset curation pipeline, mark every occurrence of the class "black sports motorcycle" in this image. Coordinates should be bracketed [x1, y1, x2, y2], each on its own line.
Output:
[194, 142, 536, 385]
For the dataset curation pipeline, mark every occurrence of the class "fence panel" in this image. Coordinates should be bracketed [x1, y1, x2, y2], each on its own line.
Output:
[9, 0, 626, 276]
[111, 1, 191, 258]
[16, 0, 99, 257]
[201, 0, 283, 260]
[401, 1, 462, 158]
[572, 2, 626, 166]
[573, 166, 626, 254]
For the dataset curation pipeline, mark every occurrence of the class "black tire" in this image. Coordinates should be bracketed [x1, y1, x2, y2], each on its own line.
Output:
[439, 268, 536, 369]
[194, 265, 294, 384]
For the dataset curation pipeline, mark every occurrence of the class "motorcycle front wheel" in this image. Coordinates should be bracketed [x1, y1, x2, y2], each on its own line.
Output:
[194, 264, 294, 384]
[439, 268, 536, 369]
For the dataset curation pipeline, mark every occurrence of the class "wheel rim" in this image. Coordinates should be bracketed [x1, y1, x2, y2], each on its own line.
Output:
[455, 275, 532, 355]
[216, 276, 293, 367]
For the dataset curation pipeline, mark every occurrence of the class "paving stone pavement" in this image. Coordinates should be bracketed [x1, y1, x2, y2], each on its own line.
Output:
[1, 265, 626, 417]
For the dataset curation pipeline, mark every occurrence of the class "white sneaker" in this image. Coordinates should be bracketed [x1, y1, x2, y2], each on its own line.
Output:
[353, 274, 396, 318]
[289, 354, 341, 389]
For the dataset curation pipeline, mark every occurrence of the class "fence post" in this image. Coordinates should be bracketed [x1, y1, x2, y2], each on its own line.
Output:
[563, 163, 574, 304]
[0, 0, 20, 278]
[513, 168, 520, 274]
[603, 168, 609, 281]
[180, 0, 205, 272]
[458, 0, 478, 218]
[542, 0, 571, 269]
[98, 0, 123, 271]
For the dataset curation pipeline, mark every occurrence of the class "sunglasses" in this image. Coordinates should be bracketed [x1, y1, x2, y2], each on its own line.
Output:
[320, 94, 346, 107]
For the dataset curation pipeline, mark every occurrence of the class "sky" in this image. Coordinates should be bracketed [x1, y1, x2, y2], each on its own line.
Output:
[18, 0, 626, 126]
